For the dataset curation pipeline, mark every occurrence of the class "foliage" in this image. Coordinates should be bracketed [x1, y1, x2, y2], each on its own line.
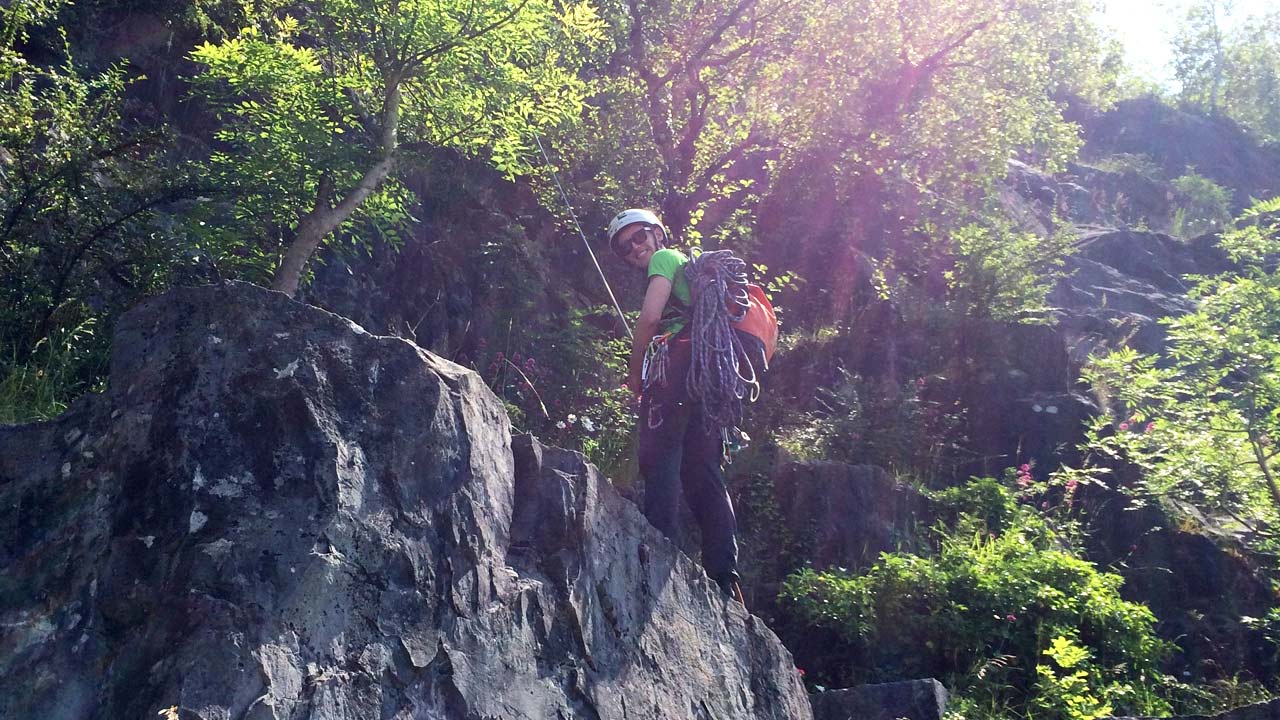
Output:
[1087, 152, 1164, 181]
[773, 364, 966, 478]
[1032, 636, 1114, 720]
[539, 0, 807, 241]
[933, 212, 1074, 324]
[1083, 198, 1280, 536]
[1173, 3, 1280, 142]
[1171, 171, 1232, 239]
[475, 307, 636, 478]
[0, 317, 103, 424]
[781, 0, 1117, 193]
[1219, 12, 1280, 142]
[773, 0, 1119, 323]
[1172, 0, 1232, 115]
[782, 475, 1172, 720]
[1, 0, 198, 421]
[189, 0, 602, 293]
[549, 0, 1119, 325]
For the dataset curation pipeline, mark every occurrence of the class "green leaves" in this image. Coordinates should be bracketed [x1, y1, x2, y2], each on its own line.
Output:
[1170, 172, 1232, 239]
[1035, 637, 1114, 720]
[1173, 4, 1280, 142]
[1, 0, 200, 419]
[941, 214, 1074, 324]
[781, 476, 1170, 719]
[1083, 198, 1280, 533]
[188, 0, 597, 291]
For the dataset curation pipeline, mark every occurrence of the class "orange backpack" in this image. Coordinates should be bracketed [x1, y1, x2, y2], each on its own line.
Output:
[734, 283, 778, 364]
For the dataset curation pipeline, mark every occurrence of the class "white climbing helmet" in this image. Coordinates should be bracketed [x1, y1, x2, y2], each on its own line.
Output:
[607, 208, 666, 254]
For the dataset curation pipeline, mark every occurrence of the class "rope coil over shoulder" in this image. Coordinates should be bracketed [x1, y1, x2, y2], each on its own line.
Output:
[684, 250, 777, 435]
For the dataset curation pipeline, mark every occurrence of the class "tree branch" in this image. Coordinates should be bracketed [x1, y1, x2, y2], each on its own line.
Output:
[402, 0, 533, 72]
[657, 0, 757, 86]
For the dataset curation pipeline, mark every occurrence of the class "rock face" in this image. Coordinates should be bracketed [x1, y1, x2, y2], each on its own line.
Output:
[1082, 484, 1277, 683]
[1073, 96, 1280, 210]
[1052, 228, 1231, 358]
[0, 282, 810, 720]
[810, 680, 949, 720]
[770, 462, 928, 573]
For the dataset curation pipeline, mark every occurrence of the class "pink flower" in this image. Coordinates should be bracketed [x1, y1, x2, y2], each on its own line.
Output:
[1019, 464, 1031, 473]
[1040, 501, 1049, 509]
[1145, 422, 1155, 433]
[1005, 614, 1017, 622]
[1119, 421, 1130, 431]
[1017, 476, 1032, 488]
[797, 668, 806, 677]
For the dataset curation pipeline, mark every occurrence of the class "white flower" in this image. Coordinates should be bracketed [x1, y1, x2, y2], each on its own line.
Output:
[567, 414, 578, 424]
[556, 421, 567, 429]
[581, 417, 595, 432]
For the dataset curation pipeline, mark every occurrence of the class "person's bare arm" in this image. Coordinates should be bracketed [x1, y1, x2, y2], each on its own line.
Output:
[628, 275, 673, 394]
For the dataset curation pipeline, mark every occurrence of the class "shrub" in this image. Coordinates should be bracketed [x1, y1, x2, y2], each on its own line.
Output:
[476, 307, 636, 479]
[774, 364, 966, 477]
[1171, 172, 1232, 238]
[0, 317, 105, 425]
[782, 476, 1172, 720]
[1084, 198, 1280, 538]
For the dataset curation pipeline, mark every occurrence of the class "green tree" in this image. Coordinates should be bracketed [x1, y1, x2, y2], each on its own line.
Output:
[1085, 198, 1280, 533]
[1172, 3, 1280, 141]
[1172, 0, 1232, 114]
[1219, 11, 1280, 141]
[558, 0, 1117, 325]
[191, 0, 603, 296]
[1, 0, 198, 420]
[769, 0, 1118, 322]
[537, 0, 808, 246]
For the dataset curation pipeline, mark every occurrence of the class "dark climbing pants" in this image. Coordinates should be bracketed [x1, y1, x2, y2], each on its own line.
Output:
[637, 339, 739, 585]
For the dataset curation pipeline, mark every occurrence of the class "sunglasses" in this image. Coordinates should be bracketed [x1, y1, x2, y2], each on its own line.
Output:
[615, 224, 656, 255]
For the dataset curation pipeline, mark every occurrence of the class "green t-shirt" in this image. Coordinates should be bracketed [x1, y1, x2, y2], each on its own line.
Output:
[647, 248, 691, 335]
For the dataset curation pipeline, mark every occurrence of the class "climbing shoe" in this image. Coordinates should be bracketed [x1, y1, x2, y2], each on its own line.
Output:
[715, 574, 744, 604]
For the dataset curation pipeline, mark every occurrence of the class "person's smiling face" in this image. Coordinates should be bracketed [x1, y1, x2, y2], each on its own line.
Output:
[615, 224, 660, 269]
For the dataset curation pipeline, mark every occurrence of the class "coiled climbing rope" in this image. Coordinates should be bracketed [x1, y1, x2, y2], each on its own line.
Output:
[684, 250, 761, 435]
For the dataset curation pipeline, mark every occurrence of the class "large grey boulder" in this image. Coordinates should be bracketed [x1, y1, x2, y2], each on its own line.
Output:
[0, 281, 810, 720]
[810, 680, 948, 720]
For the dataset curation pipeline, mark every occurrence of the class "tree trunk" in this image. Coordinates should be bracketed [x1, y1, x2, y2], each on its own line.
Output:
[271, 156, 396, 297]
[272, 80, 401, 298]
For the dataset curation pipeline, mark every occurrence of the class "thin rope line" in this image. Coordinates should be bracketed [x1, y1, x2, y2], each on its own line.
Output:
[533, 134, 633, 339]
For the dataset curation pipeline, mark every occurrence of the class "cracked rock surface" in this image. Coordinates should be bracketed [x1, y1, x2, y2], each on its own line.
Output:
[0, 281, 810, 720]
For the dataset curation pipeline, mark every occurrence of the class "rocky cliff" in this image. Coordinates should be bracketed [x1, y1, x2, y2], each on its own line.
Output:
[0, 282, 810, 720]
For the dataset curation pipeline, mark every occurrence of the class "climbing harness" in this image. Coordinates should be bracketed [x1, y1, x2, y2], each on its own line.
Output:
[533, 134, 633, 340]
[636, 250, 778, 458]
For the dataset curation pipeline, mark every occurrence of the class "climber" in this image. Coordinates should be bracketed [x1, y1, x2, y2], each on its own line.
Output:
[608, 208, 743, 603]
